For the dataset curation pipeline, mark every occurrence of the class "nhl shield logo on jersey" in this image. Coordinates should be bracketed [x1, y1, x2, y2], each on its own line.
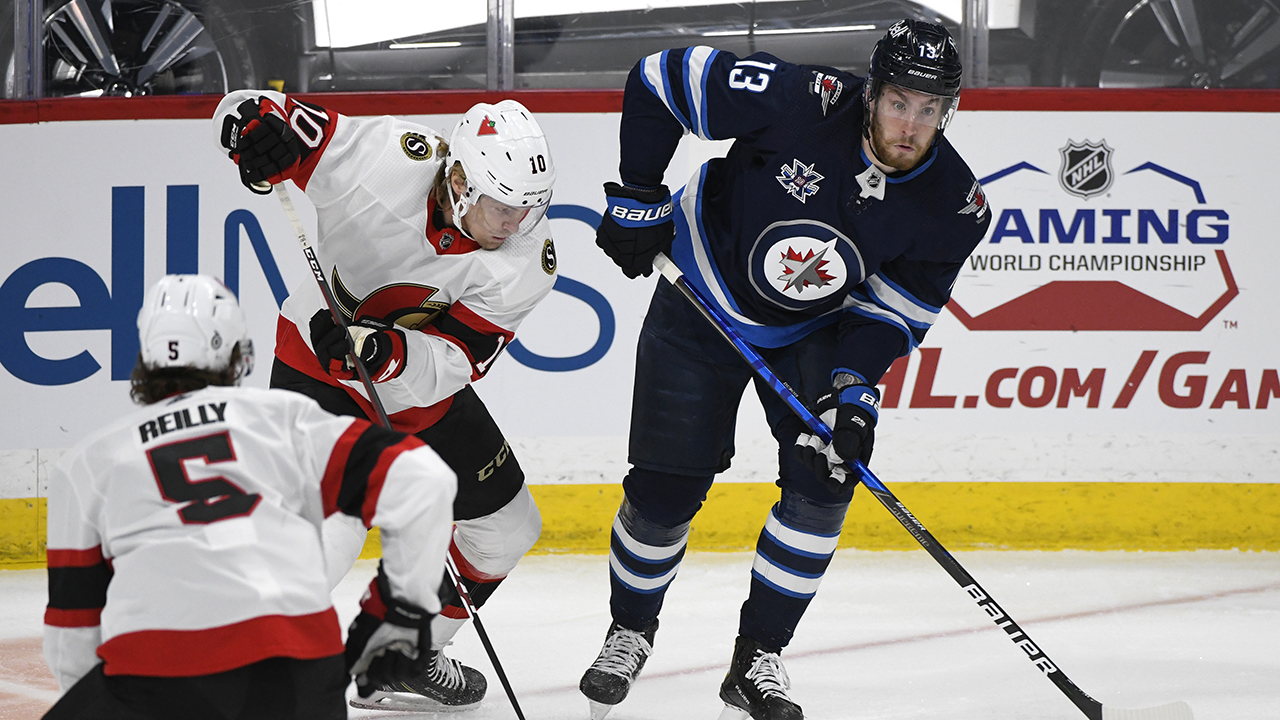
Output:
[1058, 139, 1114, 199]
[776, 160, 824, 204]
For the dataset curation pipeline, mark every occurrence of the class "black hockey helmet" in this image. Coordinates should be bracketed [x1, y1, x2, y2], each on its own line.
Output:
[863, 19, 963, 139]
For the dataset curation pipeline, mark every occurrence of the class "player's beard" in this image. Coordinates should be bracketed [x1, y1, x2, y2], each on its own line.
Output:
[867, 115, 932, 172]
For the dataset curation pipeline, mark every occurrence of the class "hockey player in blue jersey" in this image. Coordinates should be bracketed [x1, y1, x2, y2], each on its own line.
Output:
[578, 19, 991, 720]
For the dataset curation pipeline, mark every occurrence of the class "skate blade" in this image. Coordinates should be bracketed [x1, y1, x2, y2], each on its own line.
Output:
[349, 688, 480, 713]
[589, 699, 616, 720]
[716, 703, 751, 720]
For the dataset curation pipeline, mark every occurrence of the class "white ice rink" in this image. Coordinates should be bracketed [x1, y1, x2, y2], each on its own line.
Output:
[2, 550, 1277, 720]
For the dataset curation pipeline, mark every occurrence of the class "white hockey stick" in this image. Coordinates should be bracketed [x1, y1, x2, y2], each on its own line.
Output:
[275, 183, 528, 720]
[653, 252, 1193, 720]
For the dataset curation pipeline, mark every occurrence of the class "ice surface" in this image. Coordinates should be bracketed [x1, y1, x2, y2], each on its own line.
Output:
[2, 550, 1277, 719]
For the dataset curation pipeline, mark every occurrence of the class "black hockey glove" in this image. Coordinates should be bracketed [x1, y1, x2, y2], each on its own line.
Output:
[308, 309, 407, 384]
[345, 562, 435, 697]
[220, 98, 303, 195]
[795, 371, 879, 494]
[596, 181, 676, 279]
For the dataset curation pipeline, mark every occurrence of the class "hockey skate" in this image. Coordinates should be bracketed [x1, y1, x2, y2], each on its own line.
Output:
[579, 619, 659, 720]
[349, 646, 487, 712]
[716, 635, 803, 720]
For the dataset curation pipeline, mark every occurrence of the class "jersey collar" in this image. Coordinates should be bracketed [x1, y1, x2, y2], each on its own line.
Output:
[426, 194, 480, 255]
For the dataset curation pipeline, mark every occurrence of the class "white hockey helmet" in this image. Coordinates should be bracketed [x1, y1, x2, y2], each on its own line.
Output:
[137, 274, 254, 381]
[444, 99, 556, 235]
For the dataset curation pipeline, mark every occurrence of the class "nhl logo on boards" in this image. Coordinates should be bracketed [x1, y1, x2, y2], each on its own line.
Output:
[777, 159, 824, 204]
[400, 132, 433, 161]
[1058, 139, 1114, 199]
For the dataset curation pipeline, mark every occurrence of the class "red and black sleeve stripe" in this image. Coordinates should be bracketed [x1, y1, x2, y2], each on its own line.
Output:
[425, 302, 515, 380]
[321, 421, 426, 526]
[45, 547, 112, 627]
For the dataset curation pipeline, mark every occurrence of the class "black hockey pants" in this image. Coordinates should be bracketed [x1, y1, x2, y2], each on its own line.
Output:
[42, 656, 346, 720]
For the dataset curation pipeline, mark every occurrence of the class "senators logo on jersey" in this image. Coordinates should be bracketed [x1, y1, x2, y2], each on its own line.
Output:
[541, 239, 557, 275]
[400, 132, 433, 161]
[331, 271, 450, 330]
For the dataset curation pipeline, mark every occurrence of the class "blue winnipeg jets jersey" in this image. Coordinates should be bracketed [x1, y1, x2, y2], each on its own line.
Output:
[619, 47, 991, 382]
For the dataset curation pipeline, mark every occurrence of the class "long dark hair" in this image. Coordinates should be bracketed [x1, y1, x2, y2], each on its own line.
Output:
[129, 345, 242, 405]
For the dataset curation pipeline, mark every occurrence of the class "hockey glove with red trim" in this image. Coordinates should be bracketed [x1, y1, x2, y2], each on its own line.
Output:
[345, 562, 435, 697]
[596, 182, 676, 279]
[309, 310, 407, 383]
[795, 371, 879, 494]
[220, 98, 303, 194]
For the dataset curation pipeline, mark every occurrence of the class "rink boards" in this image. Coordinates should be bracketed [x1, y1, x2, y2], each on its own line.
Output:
[0, 91, 1277, 565]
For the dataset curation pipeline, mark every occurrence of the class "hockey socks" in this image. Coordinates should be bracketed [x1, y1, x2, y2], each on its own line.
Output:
[606, 497, 691, 630]
[740, 491, 847, 650]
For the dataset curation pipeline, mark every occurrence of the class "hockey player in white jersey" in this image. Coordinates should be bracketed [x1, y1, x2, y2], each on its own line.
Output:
[42, 274, 457, 720]
[213, 92, 557, 711]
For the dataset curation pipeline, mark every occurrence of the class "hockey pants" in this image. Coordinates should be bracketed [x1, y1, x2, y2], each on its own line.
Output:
[42, 656, 346, 720]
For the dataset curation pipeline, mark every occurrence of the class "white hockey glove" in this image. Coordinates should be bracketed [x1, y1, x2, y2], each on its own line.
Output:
[344, 563, 434, 697]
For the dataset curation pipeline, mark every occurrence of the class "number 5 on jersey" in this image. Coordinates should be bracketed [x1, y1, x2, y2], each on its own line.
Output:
[147, 433, 261, 524]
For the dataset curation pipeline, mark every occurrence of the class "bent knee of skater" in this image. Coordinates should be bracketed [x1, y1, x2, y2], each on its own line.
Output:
[453, 485, 541, 576]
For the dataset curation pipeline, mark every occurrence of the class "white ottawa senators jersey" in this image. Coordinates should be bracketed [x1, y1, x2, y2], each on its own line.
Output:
[212, 91, 558, 434]
[43, 386, 456, 692]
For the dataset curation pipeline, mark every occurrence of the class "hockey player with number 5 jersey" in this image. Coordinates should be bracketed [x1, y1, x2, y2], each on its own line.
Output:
[212, 92, 558, 711]
[579, 20, 992, 720]
[42, 275, 456, 720]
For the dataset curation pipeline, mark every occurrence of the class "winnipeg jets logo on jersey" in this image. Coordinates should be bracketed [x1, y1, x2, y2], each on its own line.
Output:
[748, 220, 864, 310]
[777, 160, 824, 204]
[764, 235, 845, 301]
[958, 180, 988, 219]
[809, 72, 844, 116]
[777, 245, 838, 293]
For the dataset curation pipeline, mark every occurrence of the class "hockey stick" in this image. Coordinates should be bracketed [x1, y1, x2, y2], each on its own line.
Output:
[651, 253, 1193, 720]
[276, 184, 528, 720]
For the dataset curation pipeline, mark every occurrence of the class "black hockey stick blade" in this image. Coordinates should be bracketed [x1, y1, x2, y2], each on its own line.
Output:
[651, 253, 1195, 720]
